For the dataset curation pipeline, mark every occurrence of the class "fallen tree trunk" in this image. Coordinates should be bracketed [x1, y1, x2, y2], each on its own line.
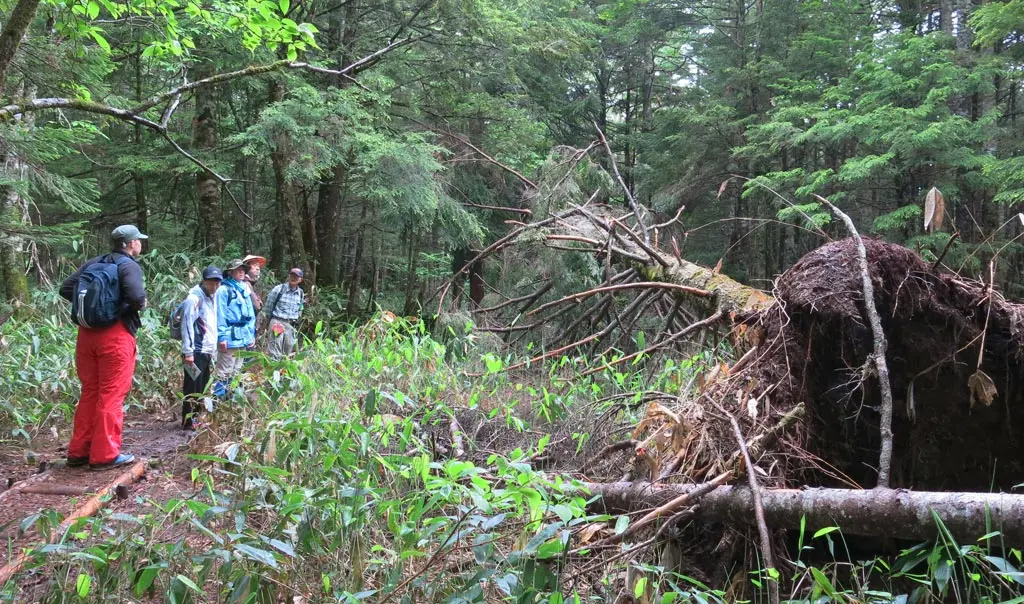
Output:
[584, 482, 1024, 545]
[550, 211, 775, 317]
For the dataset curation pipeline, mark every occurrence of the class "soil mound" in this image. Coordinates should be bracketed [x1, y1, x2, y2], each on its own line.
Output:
[749, 238, 1024, 490]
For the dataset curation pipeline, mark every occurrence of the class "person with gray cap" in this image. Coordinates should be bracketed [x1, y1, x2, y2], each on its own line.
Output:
[262, 267, 305, 360]
[180, 265, 222, 430]
[213, 259, 256, 395]
[58, 224, 148, 470]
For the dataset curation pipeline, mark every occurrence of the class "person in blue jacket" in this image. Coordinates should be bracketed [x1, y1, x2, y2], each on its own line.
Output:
[213, 259, 255, 396]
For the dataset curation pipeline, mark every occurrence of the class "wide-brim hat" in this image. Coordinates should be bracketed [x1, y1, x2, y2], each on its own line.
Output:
[225, 259, 245, 272]
[242, 255, 266, 267]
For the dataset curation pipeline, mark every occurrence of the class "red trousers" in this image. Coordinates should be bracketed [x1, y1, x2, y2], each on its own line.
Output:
[69, 321, 136, 464]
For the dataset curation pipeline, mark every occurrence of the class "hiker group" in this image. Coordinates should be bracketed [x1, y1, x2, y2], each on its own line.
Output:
[60, 225, 306, 470]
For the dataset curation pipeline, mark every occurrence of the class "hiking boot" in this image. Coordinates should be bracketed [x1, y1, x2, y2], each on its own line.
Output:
[89, 453, 135, 471]
[65, 456, 88, 468]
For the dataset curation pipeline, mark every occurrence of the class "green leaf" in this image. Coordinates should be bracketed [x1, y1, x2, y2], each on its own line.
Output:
[88, 30, 111, 53]
[235, 544, 279, 568]
[86, 1, 99, 19]
[524, 522, 563, 554]
[279, 0, 289, 14]
[809, 567, 837, 598]
[633, 576, 647, 598]
[133, 566, 161, 596]
[614, 515, 629, 534]
[813, 526, 840, 539]
[175, 574, 202, 592]
[76, 573, 91, 598]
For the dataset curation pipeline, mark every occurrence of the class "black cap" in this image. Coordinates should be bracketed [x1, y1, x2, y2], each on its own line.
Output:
[202, 266, 223, 281]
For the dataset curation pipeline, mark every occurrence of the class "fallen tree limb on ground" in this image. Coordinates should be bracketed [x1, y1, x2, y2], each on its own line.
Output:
[0, 461, 147, 584]
[582, 482, 1024, 545]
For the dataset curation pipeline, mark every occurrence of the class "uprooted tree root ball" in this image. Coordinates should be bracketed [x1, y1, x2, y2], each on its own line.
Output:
[717, 238, 1024, 492]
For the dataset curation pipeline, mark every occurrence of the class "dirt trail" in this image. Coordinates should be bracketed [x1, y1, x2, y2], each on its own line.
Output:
[0, 411, 196, 583]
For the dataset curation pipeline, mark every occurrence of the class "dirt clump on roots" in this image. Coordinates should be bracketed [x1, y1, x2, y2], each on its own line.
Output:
[702, 238, 1024, 492]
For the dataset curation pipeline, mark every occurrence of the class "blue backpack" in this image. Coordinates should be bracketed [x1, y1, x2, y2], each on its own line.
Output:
[71, 254, 131, 328]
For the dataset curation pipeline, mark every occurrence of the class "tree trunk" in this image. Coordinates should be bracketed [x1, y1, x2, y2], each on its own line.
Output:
[0, 0, 41, 95]
[268, 79, 309, 275]
[301, 191, 317, 284]
[940, 0, 954, 34]
[133, 51, 147, 233]
[0, 81, 32, 305]
[0, 164, 29, 305]
[344, 201, 368, 315]
[191, 60, 223, 253]
[403, 228, 419, 315]
[316, 164, 346, 287]
[314, 0, 359, 288]
[584, 481, 1024, 545]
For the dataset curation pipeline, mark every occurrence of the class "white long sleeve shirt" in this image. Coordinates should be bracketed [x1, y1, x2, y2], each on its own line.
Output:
[180, 285, 218, 356]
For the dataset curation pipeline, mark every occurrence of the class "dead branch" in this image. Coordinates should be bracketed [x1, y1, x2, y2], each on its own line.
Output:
[611, 217, 670, 268]
[594, 121, 649, 243]
[544, 234, 650, 264]
[721, 406, 778, 604]
[423, 124, 537, 190]
[474, 280, 553, 314]
[579, 309, 724, 377]
[813, 194, 895, 488]
[653, 205, 686, 230]
[931, 231, 960, 270]
[459, 201, 532, 215]
[528, 282, 711, 318]
[431, 192, 599, 312]
[576, 471, 733, 553]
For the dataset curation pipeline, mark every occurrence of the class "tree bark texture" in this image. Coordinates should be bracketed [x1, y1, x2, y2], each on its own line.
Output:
[585, 482, 1024, 545]
[0, 0, 40, 95]
[268, 79, 309, 277]
[314, 0, 358, 288]
[0, 81, 32, 304]
[191, 61, 223, 253]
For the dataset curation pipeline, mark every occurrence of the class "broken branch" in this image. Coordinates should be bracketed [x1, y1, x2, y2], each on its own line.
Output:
[813, 194, 895, 488]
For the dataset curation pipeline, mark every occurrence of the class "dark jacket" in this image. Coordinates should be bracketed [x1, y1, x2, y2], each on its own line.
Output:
[60, 251, 147, 336]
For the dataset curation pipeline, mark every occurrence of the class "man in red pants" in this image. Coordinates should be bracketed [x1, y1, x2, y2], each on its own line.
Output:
[60, 225, 148, 470]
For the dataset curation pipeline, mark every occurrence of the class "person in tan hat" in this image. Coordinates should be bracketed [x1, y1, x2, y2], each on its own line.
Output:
[241, 255, 266, 313]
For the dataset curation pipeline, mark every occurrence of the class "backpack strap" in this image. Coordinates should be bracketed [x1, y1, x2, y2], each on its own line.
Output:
[267, 284, 284, 319]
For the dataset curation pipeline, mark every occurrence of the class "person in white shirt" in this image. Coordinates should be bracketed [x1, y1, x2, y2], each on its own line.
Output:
[181, 266, 222, 430]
